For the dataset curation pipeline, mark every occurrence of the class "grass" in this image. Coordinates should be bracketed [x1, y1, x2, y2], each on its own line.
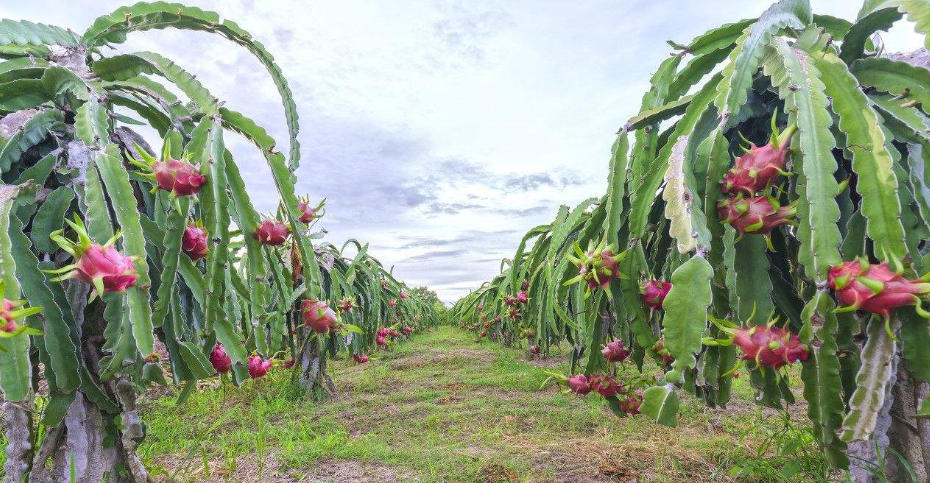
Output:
[138, 326, 830, 482]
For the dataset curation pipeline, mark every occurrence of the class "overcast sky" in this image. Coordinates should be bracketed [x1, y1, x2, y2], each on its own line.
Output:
[4, 1, 923, 303]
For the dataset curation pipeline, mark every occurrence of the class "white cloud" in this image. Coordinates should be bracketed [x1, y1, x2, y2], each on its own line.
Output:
[8, 0, 924, 303]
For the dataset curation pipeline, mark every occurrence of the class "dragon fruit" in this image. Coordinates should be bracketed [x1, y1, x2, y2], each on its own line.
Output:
[493, 315, 501, 324]
[477, 304, 484, 311]
[388, 299, 397, 308]
[504, 295, 516, 307]
[479, 330, 487, 337]
[353, 353, 370, 364]
[717, 194, 795, 236]
[75, 245, 137, 293]
[377, 327, 390, 337]
[337, 297, 354, 313]
[829, 259, 930, 319]
[399, 291, 408, 300]
[297, 200, 323, 224]
[381, 279, 388, 289]
[567, 374, 592, 395]
[733, 325, 808, 369]
[529, 344, 540, 354]
[721, 121, 796, 194]
[590, 374, 623, 398]
[301, 299, 338, 333]
[389, 329, 399, 338]
[210, 344, 232, 373]
[516, 291, 529, 304]
[247, 355, 272, 378]
[565, 239, 625, 291]
[1, 299, 17, 332]
[521, 280, 530, 291]
[376, 335, 387, 346]
[601, 339, 629, 363]
[653, 338, 674, 364]
[182, 225, 209, 261]
[509, 308, 520, 319]
[522, 328, 535, 339]
[620, 391, 642, 415]
[254, 220, 290, 246]
[402, 326, 413, 336]
[283, 359, 295, 369]
[152, 159, 207, 196]
[641, 280, 671, 310]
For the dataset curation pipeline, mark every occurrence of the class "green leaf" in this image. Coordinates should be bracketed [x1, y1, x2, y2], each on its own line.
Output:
[0, 109, 63, 173]
[640, 384, 679, 427]
[840, 317, 901, 442]
[663, 255, 713, 376]
[30, 187, 74, 253]
[0, 183, 31, 401]
[0, 19, 80, 47]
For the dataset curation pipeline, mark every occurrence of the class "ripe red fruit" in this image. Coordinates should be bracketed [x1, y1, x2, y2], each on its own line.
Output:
[828, 260, 930, 319]
[521, 280, 530, 291]
[620, 391, 642, 415]
[254, 220, 290, 246]
[153, 159, 207, 196]
[479, 330, 487, 337]
[641, 280, 671, 310]
[353, 353, 370, 364]
[590, 374, 623, 398]
[399, 291, 408, 300]
[402, 326, 413, 336]
[504, 295, 517, 307]
[337, 297, 354, 313]
[182, 225, 209, 261]
[529, 344, 540, 354]
[733, 325, 808, 369]
[388, 299, 397, 308]
[283, 359, 295, 369]
[721, 135, 793, 194]
[477, 304, 484, 311]
[601, 339, 629, 363]
[567, 374, 592, 395]
[210, 344, 232, 373]
[301, 299, 338, 333]
[516, 291, 529, 304]
[376, 335, 387, 346]
[493, 315, 501, 324]
[76, 244, 137, 293]
[297, 201, 319, 223]
[1, 299, 17, 332]
[717, 194, 795, 236]
[389, 329, 399, 338]
[247, 355, 272, 378]
[509, 308, 520, 319]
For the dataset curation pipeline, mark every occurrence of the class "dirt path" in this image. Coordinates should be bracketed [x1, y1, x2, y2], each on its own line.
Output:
[142, 327, 789, 482]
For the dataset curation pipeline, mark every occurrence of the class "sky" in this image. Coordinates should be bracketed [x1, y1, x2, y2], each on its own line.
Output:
[4, 1, 924, 303]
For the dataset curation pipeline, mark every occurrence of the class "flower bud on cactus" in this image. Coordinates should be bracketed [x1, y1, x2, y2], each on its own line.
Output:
[717, 194, 795, 236]
[247, 355, 272, 378]
[733, 325, 808, 369]
[504, 296, 517, 307]
[516, 291, 529, 304]
[297, 199, 324, 224]
[210, 344, 232, 373]
[302, 299, 338, 334]
[337, 297, 355, 313]
[567, 374, 592, 395]
[182, 224, 209, 261]
[828, 259, 930, 319]
[353, 353, 370, 364]
[641, 280, 671, 310]
[254, 220, 290, 246]
[601, 339, 629, 363]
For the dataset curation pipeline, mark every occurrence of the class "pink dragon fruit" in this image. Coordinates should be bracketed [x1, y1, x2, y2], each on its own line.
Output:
[733, 325, 808, 369]
[75, 245, 137, 293]
[529, 344, 540, 354]
[254, 220, 290, 246]
[829, 259, 930, 319]
[353, 353, 370, 364]
[210, 344, 232, 373]
[516, 291, 529, 304]
[721, 122, 796, 194]
[337, 297, 354, 313]
[566, 239, 625, 291]
[388, 299, 397, 308]
[504, 295, 517, 307]
[399, 291, 408, 300]
[509, 308, 520, 319]
[1, 299, 17, 332]
[601, 339, 629, 363]
[567, 374, 592, 395]
[376, 335, 387, 346]
[521, 280, 530, 291]
[590, 374, 623, 398]
[297, 200, 322, 224]
[182, 225, 209, 261]
[479, 330, 487, 337]
[402, 326, 413, 336]
[493, 315, 502, 324]
[718, 194, 795, 236]
[153, 159, 207, 196]
[378, 327, 390, 337]
[389, 329, 399, 338]
[620, 391, 642, 415]
[283, 359, 295, 369]
[477, 304, 484, 311]
[247, 355, 272, 378]
[302, 300, 338, 333]
[641, 280, 671, 310]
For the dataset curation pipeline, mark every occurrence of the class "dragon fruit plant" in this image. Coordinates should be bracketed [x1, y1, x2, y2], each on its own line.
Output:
[452, 1, 930, 477]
